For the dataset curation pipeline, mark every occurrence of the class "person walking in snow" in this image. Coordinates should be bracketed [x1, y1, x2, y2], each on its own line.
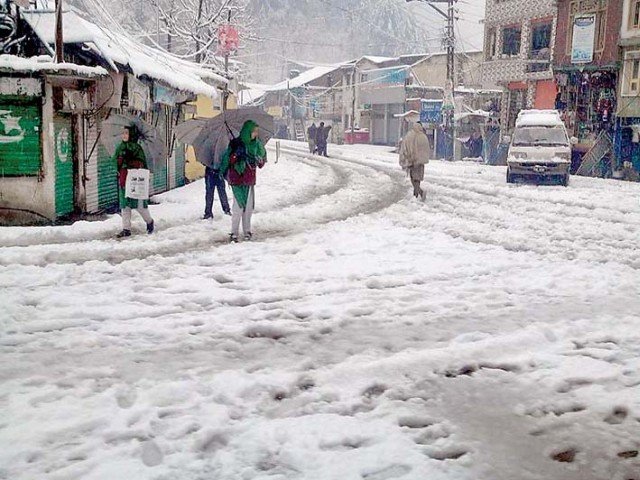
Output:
[316, 122, 331, 157]
[219, 120, 267, 243]
[399, 121, 430, 200]
[307, 122, 317, 154]
[115, 126, 154, 238]
[203, 138, 231, 220]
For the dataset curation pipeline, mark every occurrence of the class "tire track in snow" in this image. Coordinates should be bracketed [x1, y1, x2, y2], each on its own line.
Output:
[281, 142, 640, 270]
[0, 149, 405, 267]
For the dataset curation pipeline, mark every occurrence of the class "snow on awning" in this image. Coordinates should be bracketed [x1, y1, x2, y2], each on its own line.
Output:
[21, 9, 223, 98]
[0, 54, 107, 78]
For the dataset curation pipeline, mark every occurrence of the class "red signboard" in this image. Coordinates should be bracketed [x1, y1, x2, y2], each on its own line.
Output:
[217, 24, 239, 55]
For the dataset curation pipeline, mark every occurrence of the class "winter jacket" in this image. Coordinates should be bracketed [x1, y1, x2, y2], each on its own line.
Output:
[307, 124, 317, 140]
[115, 138, 148, 209]
[316, 125, 331, 144]
[220, 120, 267, 208]
[399, 122, 430, 169]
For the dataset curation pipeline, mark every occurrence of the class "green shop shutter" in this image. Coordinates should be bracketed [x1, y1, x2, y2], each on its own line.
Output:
[0, 95, 42, 176]
[97, 141, 118, 209]
[174, 142, 186, 188]
[54, 114, 74, 217]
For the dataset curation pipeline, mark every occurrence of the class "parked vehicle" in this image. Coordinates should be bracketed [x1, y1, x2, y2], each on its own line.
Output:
[506, 110, 574, 186]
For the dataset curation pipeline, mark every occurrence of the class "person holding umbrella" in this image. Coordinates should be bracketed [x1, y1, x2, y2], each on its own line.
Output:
[219, 120, 267, 243]
[203, 136, 232, 220]
[115, 125, 154, 238]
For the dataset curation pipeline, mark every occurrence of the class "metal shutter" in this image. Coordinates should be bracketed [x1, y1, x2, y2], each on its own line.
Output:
[0, 95, 42, 176]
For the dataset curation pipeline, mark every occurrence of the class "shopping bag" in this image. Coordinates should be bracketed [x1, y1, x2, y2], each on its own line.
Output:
[125, 168, 150, 200]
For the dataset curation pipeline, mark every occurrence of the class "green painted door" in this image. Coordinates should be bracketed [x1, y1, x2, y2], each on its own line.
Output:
[54, 114, 74, 217]
[0, 95, 42, 176]
[97, 141, 118, 210]
[175, 142, 186, 187]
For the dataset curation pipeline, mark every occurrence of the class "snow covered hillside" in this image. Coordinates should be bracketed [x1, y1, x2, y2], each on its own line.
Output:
[1, 142, 639, 479]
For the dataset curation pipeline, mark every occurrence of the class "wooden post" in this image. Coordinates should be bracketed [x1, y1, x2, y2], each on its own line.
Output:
[54, 0, 64, 63]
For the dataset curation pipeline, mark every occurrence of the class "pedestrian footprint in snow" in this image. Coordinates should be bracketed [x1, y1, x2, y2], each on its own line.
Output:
[219, 120, 267, 243]
[115, 126, 154, 238]
[399, 121, 430, 200]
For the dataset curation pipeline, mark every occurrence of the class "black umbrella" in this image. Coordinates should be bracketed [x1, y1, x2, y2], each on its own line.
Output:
[175, 108, 275, 168]
[101, 114, 166, 173]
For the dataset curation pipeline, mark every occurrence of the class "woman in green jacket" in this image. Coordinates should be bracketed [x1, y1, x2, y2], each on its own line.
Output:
[115, 126, 154, 238]
[219, 120, 267, 242]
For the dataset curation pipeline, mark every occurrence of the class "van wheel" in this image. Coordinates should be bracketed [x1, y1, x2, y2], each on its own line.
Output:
[506, 168, 515, 184]
[561, 174, 570, 187]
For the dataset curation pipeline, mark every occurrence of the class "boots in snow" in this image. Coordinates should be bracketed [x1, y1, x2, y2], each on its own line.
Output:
[244, 232, 253, 242]
[147, 221, 155, 234]
[117, 229, 131, 238]
[229, 234, 239, 243]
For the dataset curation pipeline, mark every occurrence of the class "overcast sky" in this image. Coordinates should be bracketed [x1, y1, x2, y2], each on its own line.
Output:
[410, 0, 486, 52]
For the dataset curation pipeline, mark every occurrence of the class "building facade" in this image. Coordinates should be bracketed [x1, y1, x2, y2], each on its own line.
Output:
[614, 0, 640, 175]
[482, 0, 558, 131]
[553, 0, 623, 174]
[0, 3, 226, 225]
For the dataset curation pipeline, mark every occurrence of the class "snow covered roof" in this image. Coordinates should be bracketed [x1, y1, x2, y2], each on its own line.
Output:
[238, 83, 269, 105]
[0, 54, 107, 78]
[360, 56, 397, 64]
[267, 65, 343, 92]
[21, 8, 225, 98]
[516, 110, 564, 127]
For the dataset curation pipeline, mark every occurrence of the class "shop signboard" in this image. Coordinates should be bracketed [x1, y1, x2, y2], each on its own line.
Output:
[571, 14, 596, 64]
[420, 99, 443, 124]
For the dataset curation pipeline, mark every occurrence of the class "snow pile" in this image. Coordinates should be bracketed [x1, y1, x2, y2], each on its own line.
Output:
[1, 141, 639, 479]
[0, 54, 107, 77]
[516, 110, 564, 127]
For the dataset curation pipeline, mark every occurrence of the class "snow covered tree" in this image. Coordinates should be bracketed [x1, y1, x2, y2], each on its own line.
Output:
[147, 0, 255, 64]
[243, 0, 436, 82]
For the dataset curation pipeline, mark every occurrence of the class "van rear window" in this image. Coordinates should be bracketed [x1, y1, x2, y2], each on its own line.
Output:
[512, 126, 568, 147]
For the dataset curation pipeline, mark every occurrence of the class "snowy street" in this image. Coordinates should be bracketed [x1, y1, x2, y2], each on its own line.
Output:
[1, 142, 640, 480]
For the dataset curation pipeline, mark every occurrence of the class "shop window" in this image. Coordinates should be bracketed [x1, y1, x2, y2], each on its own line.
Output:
[631, 0, 640, 29]
[502, 25, 521, 57]
[623, 52, 640, 95]
[485, 27, 497, 60]
[530, 22, 552, 59]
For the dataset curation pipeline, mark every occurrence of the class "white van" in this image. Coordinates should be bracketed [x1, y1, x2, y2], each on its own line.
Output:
[506, 110, 573, 186]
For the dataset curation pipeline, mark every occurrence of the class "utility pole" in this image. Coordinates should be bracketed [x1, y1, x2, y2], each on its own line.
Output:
[222, 9, 231, 111]
[54, 0, 63, 63]
[406, 0, 456, 160]
[195, 0, 204, 63]
[350, 66, 356, 140]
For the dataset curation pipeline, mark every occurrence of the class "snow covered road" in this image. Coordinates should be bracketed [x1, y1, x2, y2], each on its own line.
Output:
[1, 142, 640, 480]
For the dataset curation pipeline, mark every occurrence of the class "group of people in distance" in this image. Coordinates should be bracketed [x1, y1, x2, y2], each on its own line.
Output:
[115, 120, 267, 243]
[307, 122, 332, 157]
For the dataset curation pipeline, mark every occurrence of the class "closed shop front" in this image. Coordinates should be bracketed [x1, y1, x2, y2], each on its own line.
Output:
[0, 95, 42, 176]
[53, 113, 74, 216]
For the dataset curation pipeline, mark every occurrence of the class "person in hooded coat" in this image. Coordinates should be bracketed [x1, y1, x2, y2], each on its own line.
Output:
[219, 120, 267, 242]
[307, 122, 317, 154]
[399, 121, 430, 200]
[115, 125, 154, 238]
[316, 122, 331, 157]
